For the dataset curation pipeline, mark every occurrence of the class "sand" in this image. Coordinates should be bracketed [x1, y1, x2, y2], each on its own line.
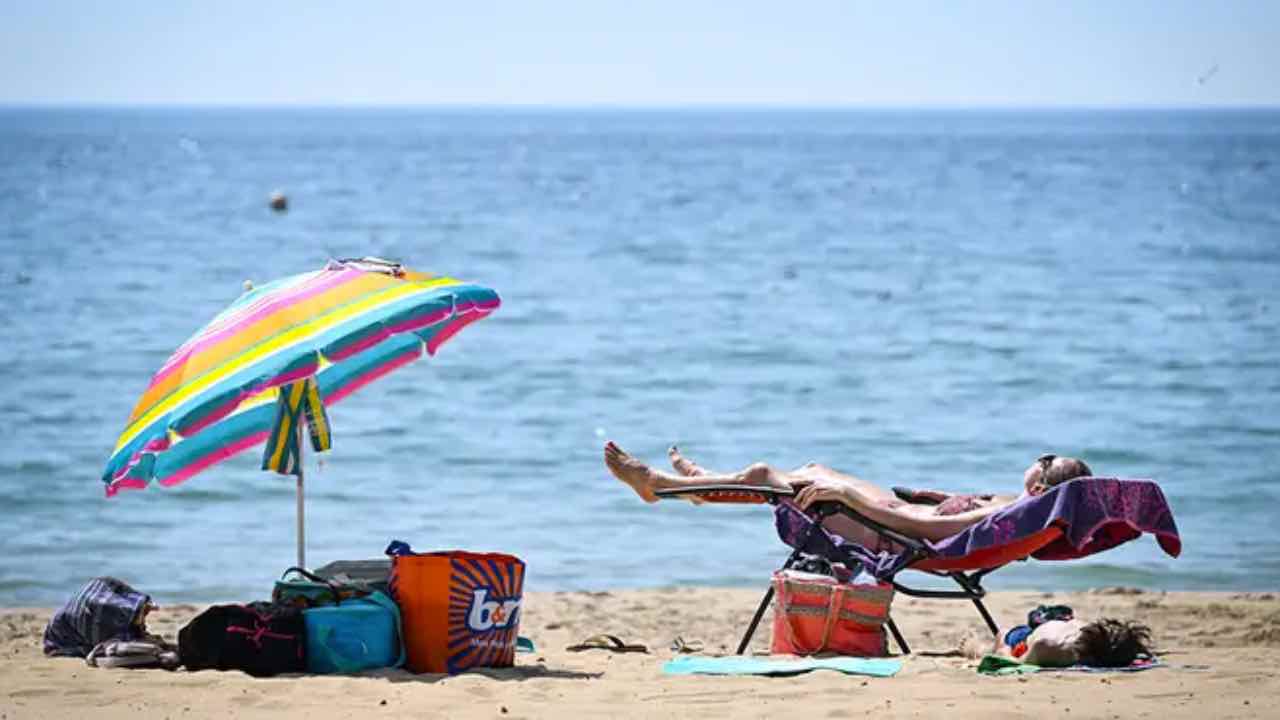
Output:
[3, 588, 1278, 719]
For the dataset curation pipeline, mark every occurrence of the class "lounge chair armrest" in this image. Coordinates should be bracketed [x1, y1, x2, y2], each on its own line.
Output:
[812, 502, 936, 558]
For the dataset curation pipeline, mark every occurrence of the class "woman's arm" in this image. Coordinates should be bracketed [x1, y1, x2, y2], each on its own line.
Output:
[795, 482, 1012, 542]
[897, 503, 1009, 540]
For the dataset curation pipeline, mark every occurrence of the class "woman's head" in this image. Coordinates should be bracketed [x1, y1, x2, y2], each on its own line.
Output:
[1023, 454, 1093, 496]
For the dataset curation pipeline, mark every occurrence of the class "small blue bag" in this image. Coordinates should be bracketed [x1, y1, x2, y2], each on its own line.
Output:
[303, 591, 405, 674]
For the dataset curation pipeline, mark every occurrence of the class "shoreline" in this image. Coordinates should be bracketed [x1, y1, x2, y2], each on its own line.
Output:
[4, 588, 1278, 719]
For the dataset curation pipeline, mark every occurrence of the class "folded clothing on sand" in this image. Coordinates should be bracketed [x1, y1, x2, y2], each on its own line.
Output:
[663, 655, 901, 677]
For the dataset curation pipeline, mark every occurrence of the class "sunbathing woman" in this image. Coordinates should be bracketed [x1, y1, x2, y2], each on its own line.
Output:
[603, 442, 1093, 545]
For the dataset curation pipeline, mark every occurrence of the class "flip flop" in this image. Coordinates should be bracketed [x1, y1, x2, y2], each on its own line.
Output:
[670, 636, 705, 654]
[566, 634, 649, 654]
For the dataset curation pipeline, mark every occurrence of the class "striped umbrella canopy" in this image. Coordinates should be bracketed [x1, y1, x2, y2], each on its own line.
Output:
[101, 257, 500, 565]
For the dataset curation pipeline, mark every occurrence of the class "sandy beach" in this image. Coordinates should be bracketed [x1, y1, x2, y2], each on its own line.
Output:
[3, 588, 1277, 719]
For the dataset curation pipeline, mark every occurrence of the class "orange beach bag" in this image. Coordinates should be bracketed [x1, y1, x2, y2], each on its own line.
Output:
[770, 569, 893, 657]
[388, 550, 525, 674]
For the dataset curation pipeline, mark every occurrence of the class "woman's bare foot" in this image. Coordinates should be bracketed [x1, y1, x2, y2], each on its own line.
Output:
[665, 446, 708, 503]
[668, 445, 710, 477]
[604, 441, 667, 503]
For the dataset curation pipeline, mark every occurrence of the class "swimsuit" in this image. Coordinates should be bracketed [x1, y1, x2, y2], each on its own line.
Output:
[882, 493, 994, 516]
[934, 494, 995, 516]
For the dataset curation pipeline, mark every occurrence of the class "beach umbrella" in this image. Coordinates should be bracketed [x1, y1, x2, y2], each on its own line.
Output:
[101, 257, 500, 568]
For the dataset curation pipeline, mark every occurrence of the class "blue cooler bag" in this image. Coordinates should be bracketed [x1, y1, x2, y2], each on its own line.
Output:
[303, 591, 405, 674]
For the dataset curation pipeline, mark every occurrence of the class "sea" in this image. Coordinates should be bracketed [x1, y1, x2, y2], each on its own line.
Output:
[1, 107, 1278, 606]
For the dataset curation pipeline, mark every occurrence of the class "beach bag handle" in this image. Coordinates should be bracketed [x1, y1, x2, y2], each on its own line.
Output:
[280, 566, 335, 586]
[776, 577, 844, 656]
[277, 566, 349, 607]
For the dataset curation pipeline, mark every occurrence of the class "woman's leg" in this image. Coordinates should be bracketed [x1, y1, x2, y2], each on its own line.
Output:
[605, 441, 795, 503]
[669, 446, 825, 482]
[658, 447, 1013, 542]
[667, 447, 900, 503]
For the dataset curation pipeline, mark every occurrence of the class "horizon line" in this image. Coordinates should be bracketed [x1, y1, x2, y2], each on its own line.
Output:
[2, 101, 1279, 112]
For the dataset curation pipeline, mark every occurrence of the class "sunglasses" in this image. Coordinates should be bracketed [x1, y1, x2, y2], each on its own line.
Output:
[1031, 454, 1057, 492]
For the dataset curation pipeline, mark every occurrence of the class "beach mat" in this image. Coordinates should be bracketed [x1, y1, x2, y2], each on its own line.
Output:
[977, 654, 1162, 676]
[663, 655, 901, 677]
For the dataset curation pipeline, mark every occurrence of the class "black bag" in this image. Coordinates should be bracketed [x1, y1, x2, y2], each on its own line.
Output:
[178, 602, 306, 677]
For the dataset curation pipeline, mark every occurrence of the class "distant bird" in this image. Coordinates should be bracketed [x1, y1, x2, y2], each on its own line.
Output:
[269, 190, 288, 212]
[1197, 63, 1219, 86]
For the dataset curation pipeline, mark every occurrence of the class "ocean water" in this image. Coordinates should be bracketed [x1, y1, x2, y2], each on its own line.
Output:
[1, 108, 1278, 606]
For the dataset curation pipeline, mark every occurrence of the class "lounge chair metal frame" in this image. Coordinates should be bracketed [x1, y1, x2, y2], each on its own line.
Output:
[654, 486, 1003, 656]
[736, 500, 1002, 656]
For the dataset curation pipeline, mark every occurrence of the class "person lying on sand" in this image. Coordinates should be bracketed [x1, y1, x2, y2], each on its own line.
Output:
[962, 615, 1155, 668]
[602, 442, 1093, 544]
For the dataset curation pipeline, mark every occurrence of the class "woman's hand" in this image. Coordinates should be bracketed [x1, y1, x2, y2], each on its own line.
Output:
[794, 479, 853, 513]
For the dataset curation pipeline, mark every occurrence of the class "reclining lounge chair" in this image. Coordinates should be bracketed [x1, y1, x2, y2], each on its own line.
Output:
[655, 477, 1181, 655]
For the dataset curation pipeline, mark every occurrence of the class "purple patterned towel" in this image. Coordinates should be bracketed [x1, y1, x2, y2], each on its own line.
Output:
[774, 478, 1181, 579]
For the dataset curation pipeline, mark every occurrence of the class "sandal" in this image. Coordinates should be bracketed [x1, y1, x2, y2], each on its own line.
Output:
[670, 636, 704, 654]
[566, 634, 649, 653]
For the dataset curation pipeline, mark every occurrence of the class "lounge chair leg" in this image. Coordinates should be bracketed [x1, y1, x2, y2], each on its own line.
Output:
[886, 615, 910, 655]
[950, 572, 1000, 637]
[972, 596, 999, 637]
[736, 585, 774, 655]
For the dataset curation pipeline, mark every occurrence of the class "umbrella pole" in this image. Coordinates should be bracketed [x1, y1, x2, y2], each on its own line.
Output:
[296, 423, 306, 570]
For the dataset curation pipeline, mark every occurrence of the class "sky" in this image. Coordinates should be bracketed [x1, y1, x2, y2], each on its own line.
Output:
[1, 1, 1276, 107]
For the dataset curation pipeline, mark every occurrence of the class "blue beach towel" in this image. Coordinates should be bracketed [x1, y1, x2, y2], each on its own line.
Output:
[663, 655, 902, 677]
